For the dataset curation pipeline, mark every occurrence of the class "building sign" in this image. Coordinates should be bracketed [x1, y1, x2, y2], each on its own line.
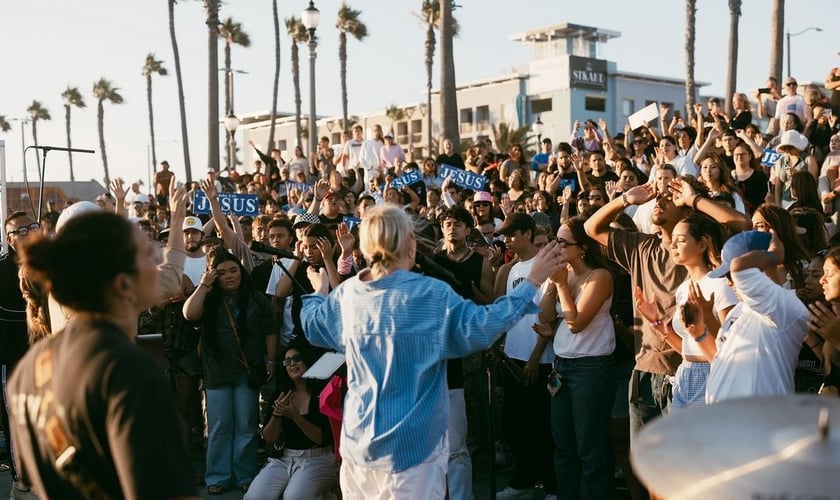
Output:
[569, 56, 607, 91]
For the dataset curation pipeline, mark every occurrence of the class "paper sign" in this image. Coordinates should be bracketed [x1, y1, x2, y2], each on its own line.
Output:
[192, 191, 259, 216]
[760, 149, 782, 167]
[628, 103, 660, 130]
[303, 351, 346, 380]
[286, 181, 314, 194]
[439, 164, 487, 191]
[389, 170, 422, 190]
[343, 216, 361, 232]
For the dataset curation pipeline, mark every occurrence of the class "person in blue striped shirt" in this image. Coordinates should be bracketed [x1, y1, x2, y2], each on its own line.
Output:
[301, 204, 565, 498]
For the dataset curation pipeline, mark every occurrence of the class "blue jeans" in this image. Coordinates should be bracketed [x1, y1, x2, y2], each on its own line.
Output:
[628, 370, 672, 446]
[551, 355, 614, 500]
[205, 374, 259, 487]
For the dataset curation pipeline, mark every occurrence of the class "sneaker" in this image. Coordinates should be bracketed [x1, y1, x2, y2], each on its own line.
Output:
[496, 486, 530, 498]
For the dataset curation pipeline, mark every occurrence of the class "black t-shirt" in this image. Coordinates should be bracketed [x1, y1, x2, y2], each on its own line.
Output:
[733, 169, 769, 215]
[436, 153, 465, 170]
[262, 387, 333, 457]
[7, 318, 196, 499]
[0, 249, 28, 365]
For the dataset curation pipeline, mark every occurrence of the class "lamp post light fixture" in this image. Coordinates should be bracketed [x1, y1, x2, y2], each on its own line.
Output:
[532, 116, 544, 146]
[224, 114, 240, 170]
[302, 0, 320, 158]
[786, 27, 821, 78]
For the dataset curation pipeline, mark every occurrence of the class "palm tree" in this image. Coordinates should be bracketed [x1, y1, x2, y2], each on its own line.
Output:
[438, 0, 459, 152]
[417, 1, 458, 157]
[267, 0, 281, 152]
[725, 0, 742, 115]
[168, 0, 192, 183]
[286, 16, 309, 148]
[60, 87, 86, 181]
[385, 104, 405, 136]
[205, 0, 221, 172]
[0, 115, 11, 133]
[492, 122, 531, 153]
[142, 54, 167, 176]
[219, 17, 251, 167]
[685, 0, 697, 117]
[336, 3, 368, 133]
[769, 0, 784, 82]
[92, 78, 124, 186]
[26, 100, 51, 172]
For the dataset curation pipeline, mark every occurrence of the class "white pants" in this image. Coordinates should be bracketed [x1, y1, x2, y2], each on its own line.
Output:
[448, 389, 474, 500]
[245, 447, 337, 500]
[339, 436, 448, 500]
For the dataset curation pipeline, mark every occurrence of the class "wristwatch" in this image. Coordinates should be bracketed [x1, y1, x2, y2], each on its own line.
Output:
[621, 193, 631, 208]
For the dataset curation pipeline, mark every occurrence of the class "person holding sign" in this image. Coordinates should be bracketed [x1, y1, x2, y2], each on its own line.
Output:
[300, 205, 566, 499]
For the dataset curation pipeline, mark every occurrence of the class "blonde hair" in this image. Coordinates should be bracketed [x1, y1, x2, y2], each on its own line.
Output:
[734, 92, 752, 112]
[359, 205, 414, 275]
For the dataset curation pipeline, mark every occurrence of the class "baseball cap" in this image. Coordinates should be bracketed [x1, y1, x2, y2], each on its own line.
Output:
[784, 77, 797, 86]
[473, 191, 493, 204]
[496, 212, 536, 236]
[293, 212, 321, 228]
[183, 216, 204, 232]
[384, 131, 394, 138]
[708, 231, 771, 279]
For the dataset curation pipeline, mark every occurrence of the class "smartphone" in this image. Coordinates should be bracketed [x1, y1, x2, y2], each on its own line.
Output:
[682, 303, 697, 326]
[758, 88, 771, 94]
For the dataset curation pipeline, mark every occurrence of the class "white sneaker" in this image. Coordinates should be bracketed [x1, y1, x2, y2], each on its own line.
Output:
[496, 486, 530, 498]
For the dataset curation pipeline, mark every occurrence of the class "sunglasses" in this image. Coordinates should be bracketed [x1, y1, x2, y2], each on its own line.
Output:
[473, 202, 491, 207]
[9, 222, 40, 236]
[282, 353, 304, 367]
[555, 238, 581, 247]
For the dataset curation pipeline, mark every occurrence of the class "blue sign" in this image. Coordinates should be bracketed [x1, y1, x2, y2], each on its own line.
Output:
[390, 170, 422, 190]
[192, 191, 259, 216]
[343, 216, 362, 232]
[286, 181, 314, 194]
[439, 163, 487, 191]
[760, 149, 782, 167]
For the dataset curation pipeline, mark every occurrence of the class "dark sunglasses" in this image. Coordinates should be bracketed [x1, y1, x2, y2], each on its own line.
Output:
[9, 222, 40, 236]
[282, 353, 304, 367]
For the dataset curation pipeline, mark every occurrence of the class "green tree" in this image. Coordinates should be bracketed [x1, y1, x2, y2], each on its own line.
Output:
[438, 0, 459, 151]
[336, 3, 368, 133]
[142, 54, 167, 176]
[26, 100, 51, 172]
[92, 78, 124, 186]
[0, 115, 11, 133]
[492, 122, 531, 153]
[168, 0, 192, 183]
[60, 87, 86, 182]
[286, 16, 309, 148]
[267, 0, 281, 152]
[205, 0, 221, 172]
[385, 104, 405, 137]
[219, 17, 250, 167]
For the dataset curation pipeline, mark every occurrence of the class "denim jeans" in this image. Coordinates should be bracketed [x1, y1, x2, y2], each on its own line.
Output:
[551, 355, 614, 500]
[205, 374, 259, 487]
[628, 370, 672, 446]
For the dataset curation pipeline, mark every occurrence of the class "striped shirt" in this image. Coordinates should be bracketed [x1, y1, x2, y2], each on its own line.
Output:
[301, 268, 540, 472]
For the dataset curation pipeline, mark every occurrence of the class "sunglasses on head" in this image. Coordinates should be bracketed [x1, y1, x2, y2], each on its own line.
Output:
[283, 353, 304, 367]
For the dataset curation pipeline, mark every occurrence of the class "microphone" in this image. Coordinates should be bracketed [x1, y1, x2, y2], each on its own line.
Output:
[32, 145, 96, 154]
[249, 241, 300, 260]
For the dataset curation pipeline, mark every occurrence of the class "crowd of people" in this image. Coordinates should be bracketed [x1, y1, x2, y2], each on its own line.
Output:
[2, 71, 840, 499]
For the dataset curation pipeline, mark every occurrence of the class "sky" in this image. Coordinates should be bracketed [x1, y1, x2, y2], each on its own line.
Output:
[1, 0, 837, 188]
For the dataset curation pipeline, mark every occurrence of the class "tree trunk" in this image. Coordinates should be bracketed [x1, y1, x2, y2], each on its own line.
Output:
[98, 100, 110, 186]
[725, 0, 741, 116]
[146, 74, 158, 174]
[169, 0, 192, 183]
[267, 0, 280, 151]
[206, 0, 220, 172]
[425, 18, 435, 156]
[439, 0, 460, 152]
[224, 40, 232, 168]
[769, 0, 784, 82]
[685, 0, 697, 118]
[31, 121, 41, 172]
[292, 43, 302, 148]
[65, 105, 75, 182]
[339, 31, 349, 134]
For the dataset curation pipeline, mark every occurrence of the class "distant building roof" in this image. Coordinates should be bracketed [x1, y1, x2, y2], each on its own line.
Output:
[510, 23, 621, 43]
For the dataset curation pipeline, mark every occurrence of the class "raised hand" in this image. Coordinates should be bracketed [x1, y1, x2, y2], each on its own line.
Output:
[623, 184, 656, 206]
[336, 223, 355, 256]
[198, 268, 217, 289]
[808, 302, 840, 342]
[605, 180, 617, 200]
[201, 177, 218, 199]
[109, 178, 127, 201]
[306, 266, 330, 295]
[597, 118, 608, 133]
[314, 179, 331, 200]
[633, 286, 660, 324]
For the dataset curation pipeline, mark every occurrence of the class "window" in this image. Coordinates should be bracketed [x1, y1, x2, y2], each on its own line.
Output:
[276, 140, 287, 152]
[622, 99, 635, 117]
[331, 132, 342, 145]
[397, 122, 409, 145]
[459, 108, 474, 134]
[531, 98, 552, 114]
[476, 105, 490, 130]
[411, 120, 422, 144]
[585, 96, 606, 112]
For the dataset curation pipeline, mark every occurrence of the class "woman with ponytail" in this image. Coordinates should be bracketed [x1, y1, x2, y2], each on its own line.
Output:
[301, 204, 566, 499]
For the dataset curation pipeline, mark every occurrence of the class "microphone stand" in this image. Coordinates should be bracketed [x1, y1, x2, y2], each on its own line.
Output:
[24, 145, 95, 221]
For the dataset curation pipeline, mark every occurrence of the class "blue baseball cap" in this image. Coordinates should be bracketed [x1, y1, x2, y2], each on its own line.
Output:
[708, 231, 772, 279]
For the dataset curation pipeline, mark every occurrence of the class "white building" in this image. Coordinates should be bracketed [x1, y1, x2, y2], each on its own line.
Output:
[239, 22, 708, 166]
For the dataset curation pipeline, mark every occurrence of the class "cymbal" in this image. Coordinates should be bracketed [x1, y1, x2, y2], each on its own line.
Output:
[631, 395, 840, 499]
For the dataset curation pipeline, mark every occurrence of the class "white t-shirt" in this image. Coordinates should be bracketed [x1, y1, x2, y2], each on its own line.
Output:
[632, 198, 656, 235]
[671, 275, 738, 357]
[552, 275, 615, 358]
[183, 255, 207, 288]
[266, 258, 298, 346]
[503, 258, 553, 364]
[774, 95, 807, 122]
[705, 268, 808, 404]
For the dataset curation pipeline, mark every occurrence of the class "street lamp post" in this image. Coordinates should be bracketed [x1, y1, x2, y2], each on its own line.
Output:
[224, 114, 240, 172]
[532, 116, 544, 148]
[302, 1, 320, 159]
[786, 27, 821, 77]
